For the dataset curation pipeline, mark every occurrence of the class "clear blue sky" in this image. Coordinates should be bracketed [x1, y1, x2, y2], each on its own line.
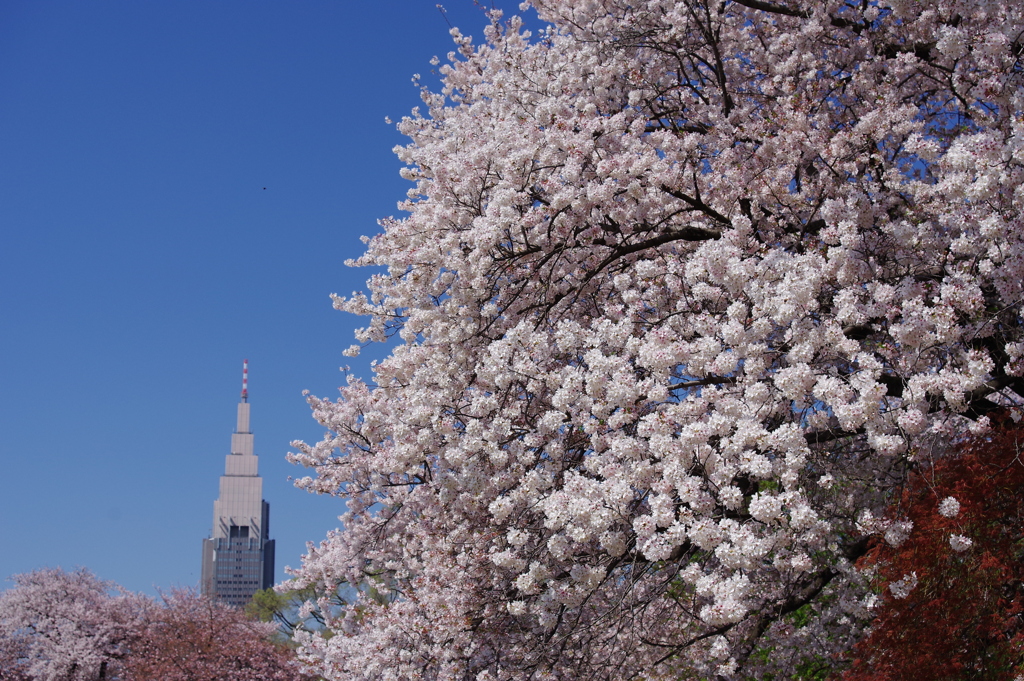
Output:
[0, 0, 529, 596]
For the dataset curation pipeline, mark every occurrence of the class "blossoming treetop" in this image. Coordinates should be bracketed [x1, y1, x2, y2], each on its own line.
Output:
[287, 0, 1024, 678]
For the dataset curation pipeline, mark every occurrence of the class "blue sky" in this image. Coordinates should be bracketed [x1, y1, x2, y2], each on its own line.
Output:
[0, 0, 529, 596]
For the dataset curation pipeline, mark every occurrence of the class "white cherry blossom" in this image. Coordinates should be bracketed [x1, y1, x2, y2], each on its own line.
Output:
[938, 496, 962, 518]
[949, 534, 974, 552]
[288, 1, 1024, 678]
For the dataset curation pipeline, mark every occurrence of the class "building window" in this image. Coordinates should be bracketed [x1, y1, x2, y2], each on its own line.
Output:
[229, 525, 250, 539]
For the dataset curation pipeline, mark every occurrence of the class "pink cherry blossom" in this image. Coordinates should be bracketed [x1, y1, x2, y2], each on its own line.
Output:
[0, 570, 310, 681]
[0, 568, 147, 681]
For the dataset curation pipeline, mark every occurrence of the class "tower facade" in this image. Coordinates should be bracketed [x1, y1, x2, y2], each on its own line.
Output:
[200, 360, 275, 607]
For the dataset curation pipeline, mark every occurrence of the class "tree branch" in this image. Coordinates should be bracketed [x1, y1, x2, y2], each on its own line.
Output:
[730, 0, 809, 19]
[659, 185, 733, 226]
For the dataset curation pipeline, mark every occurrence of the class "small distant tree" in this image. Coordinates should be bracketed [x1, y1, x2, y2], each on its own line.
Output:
[122, 589, 309, 681]
[247, 584, 329, 638]
[0, 567, 147, 681]
[843, 419, 1024, 680]
[247, 587, 302, 635]
[247, 580, 382, 642]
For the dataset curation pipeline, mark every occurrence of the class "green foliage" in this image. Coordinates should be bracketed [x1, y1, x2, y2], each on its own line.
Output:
[246, 587, 291, 625]
[789, 603, 814, 629]
[794, 655, 831, 680]
[246, 581, 345, 641]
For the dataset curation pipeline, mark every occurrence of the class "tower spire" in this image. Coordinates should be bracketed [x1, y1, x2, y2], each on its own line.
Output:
[241, 359, 249, 402]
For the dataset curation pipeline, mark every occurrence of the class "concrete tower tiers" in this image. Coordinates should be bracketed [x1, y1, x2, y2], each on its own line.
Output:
[201, 361, 275, 607]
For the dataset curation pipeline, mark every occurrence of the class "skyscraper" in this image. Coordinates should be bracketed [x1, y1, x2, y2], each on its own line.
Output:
[200, 360, 275, 607]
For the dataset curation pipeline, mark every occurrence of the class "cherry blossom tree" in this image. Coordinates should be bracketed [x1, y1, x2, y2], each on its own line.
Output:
[286, 0, 1024, 678]
[121, 589, 308, 681]
[0, 568, 146, 681]
[0, 571, 312, 681]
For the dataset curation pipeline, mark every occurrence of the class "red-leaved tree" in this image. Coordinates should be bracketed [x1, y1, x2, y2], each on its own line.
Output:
[843, 418, 1024, 680]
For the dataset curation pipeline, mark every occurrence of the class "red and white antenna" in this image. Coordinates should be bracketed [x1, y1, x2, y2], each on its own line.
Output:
[241, 359, 249, 402]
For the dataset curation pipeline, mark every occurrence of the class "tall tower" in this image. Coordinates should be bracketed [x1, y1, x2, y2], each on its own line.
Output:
[200, 360, 276, 607]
